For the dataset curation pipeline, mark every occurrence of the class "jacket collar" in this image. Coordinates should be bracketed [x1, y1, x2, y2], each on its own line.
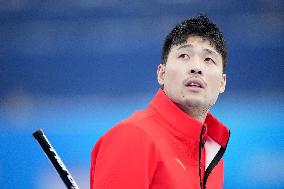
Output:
[148, 89, 229, 148]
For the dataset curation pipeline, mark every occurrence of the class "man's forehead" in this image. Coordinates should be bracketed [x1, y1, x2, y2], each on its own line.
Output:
[176, 36, 216, 50]
[174, 42, 219, 56]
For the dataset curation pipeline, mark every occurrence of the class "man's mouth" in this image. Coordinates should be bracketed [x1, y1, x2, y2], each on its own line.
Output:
[187, 82, 202, 88]
[185, 78, 206, 89]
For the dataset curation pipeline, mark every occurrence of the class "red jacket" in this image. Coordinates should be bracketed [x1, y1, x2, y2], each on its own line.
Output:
[91, 89, 230, 189]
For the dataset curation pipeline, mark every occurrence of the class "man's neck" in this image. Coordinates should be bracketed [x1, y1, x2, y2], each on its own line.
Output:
[176, 104, 209, 123]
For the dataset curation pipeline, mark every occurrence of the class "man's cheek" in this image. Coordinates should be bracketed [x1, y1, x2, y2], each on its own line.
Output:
[168, 68, 181, 81]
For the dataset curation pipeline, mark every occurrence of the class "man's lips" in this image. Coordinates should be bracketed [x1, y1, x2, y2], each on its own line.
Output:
[184, 78, 206, 89]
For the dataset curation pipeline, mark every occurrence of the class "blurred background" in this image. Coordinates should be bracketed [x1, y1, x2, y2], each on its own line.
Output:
[1, 0, 284, 188]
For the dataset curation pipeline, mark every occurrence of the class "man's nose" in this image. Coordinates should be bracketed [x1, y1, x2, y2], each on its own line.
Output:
[188, 58, 203, 75]
[190, 69, 202, 75]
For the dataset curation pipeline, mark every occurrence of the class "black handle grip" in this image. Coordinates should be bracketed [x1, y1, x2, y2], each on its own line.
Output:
[33, 129, 80, 189]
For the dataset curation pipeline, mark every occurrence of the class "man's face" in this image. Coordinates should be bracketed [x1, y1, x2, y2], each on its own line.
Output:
[157, 36, 226, 111]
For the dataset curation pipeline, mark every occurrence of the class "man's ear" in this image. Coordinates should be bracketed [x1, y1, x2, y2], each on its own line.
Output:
[220, 74, 226, 93]
[157, 64, 166, 85]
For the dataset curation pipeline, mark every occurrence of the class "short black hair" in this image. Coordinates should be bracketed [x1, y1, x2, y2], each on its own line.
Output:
[161, 15, 228, 73]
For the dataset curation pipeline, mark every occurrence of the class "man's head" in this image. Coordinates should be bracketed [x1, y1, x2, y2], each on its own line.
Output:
[157, 15, 228, 118]
[161, 15, 227, 73]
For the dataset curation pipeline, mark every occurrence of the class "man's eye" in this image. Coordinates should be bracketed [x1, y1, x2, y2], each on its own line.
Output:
[178, 54, 189, 59]
[204, 57, 215, 64]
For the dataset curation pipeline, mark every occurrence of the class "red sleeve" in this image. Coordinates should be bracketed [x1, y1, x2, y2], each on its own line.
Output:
[90, 123, 158, 189]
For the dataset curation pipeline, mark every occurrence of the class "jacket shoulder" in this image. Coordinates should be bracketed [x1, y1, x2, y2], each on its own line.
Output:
[90, 111, 160, 189]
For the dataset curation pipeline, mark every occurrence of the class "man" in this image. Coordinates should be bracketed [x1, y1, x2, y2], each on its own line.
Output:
[90, 15, 230, 189]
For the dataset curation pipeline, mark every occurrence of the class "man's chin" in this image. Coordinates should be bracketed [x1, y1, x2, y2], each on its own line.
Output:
[184, 97, 206, 108]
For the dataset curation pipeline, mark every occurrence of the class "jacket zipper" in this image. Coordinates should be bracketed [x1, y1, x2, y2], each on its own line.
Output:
[198, 125, 206, 189]
[202, 130, 230, 189]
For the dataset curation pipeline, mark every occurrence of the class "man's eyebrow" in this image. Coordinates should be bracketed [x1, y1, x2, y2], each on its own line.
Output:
[177, 44, 193, 50]
[203, 48, 218, 56]
[177, 44, 218, 56]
